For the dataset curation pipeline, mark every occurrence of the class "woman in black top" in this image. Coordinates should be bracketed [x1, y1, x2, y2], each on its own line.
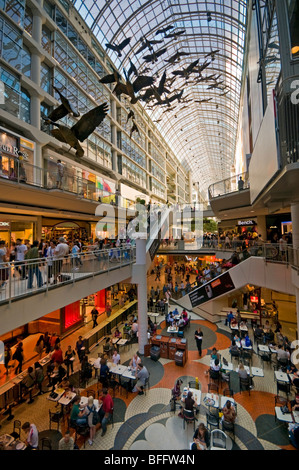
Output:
[192, 423, 210, 450]
[194, 328, 203, 356]
[99, 358, 110, 388]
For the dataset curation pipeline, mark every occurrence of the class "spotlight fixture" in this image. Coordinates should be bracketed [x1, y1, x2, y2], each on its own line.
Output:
[207, 11, 212, 22]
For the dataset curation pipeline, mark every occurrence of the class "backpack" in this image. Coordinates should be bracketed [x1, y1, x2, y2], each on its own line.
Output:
[87, 405, 98, 425]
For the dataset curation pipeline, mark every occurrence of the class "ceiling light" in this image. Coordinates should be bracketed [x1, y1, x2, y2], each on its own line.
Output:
[292, 46, 299, 55]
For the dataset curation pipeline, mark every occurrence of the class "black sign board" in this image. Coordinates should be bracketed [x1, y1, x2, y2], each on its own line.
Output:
[189, 271, 235, 308]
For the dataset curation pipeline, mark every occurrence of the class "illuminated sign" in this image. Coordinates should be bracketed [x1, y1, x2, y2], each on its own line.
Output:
[237, 220, 256, 226]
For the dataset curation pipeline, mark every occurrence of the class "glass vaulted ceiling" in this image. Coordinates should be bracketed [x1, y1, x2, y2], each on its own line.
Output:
[71, 0, 248, 195]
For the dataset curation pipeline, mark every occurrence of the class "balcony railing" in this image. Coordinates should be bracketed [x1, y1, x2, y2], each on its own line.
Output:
[208, 172, 250, 199]
[0, 154, 136, 209]
[0, 247, 136, 305]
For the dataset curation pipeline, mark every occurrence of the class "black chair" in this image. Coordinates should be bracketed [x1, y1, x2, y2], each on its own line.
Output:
[143, 374, 150, 396]
[40, 437, 52, 450]
[208, 383, 219, 394]
[239, 377, 251, 395]
[49, 410, 63, 431]
[206, 411, 219, 431]
[260, 353, 272, 368]
[183, 408, 197, 431]
[276, 358, 289, 372]
[230, 350, 241, 363]
[188, 380, 199, 389]
[276, 380, 291, 399]
[75, 424, 89, 449]
[10, 420, 21, 439]
[223, 389, 234, 398]
[222, 420, 235, 440]
[209, 370, 220, 387]
[108, 377, 120, 398]
[274, 396, 289, 422]
[221, 371, 231, 388]
[241, 349, 253, 365]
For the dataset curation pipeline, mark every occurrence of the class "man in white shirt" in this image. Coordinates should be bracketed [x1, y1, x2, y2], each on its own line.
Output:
[131, 320, 138, 336]
[56, 159, 64, 189]
[112, 350, 120, 365]
[53, 237, 69, 283]
[93, 353, 102, 378]
[22, 422, 38, 449]
[15, 238, 27, 280]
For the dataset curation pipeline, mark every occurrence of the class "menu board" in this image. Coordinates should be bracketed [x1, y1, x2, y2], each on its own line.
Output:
[189, 271, 235, 308]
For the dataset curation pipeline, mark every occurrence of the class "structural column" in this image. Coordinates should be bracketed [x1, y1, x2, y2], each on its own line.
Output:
[135, 237, 148, 355]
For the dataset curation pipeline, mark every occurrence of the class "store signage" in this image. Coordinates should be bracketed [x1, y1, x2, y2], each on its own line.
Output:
[250, 295, 259, 303]
[237, 219, 256, 226]
[189, 271, 235, 308]
[0, 130, 29, 159]
[0, 221, 10, 230]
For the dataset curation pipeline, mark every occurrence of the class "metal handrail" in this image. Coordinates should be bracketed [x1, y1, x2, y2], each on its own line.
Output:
[208, 172, 250, 199]
[0, 246, 136, 305]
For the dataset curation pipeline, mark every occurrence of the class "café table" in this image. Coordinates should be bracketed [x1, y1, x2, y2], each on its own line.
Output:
[116, 338, 129, 351]
[203, 393, 219, 409]
[275, 406, 294, 423]
[0, 434, 15, 448]
[258, 344, 270, 353]
[109, 364, 127, 378]
[58, 391, 76, 408]
[47, 387, 65, 402]
[239, 325, 248, 332]
[251, 367, 264, 377]
[221, 362, 234, 372]
[112, 338, 120, 345]
[230, 324, 239, 331]
[293, 411, 299, 424]
[167, 326, 178, 336]
[274, 371, 289, 383]
[147, 312, 160, 324]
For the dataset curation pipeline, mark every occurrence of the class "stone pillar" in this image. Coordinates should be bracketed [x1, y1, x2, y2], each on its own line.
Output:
[256, 215, 267, 241]
[135, 237, 148, 355]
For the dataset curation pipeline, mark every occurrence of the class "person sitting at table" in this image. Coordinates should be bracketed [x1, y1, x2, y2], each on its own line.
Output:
[133, 363, 149, 395]
[191, 423, 210, 451]
[244, 333, 252, 348]
[210, 358, 220, 372]
[263, 328, 274, 344]
[182, 309, 188, 325]
[230, 317, 238, 328]
[22, 422, 39, 450]
[287, 362, 298, 376]
[275, 329, 285, 346]
[112, 349, 120, 365]
[98, 357, 110, 388]
[290, 394, 299, 412]
[173, 307, 179, 317]
[70, 396, 86, 428]
[180, 390, 199, 417]
[229, 340, 239, 353]
[222, 400, 236, 424]
[114, 328, 122, 339]
[172, 379, 183, 400]
[291, 374, 299, 393]
[59, 430, 75, 450]
[276, 344, 290, 361]
[238, 362, 254, 389]
[129, 353, 141, 370]
[166, 311, 174, 326]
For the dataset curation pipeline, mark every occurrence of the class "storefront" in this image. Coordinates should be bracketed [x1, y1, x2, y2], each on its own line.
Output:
[0, 127, 35, 182]
[42, 219, 91, 242]
[0, 215, 36, 245]
[266, 213, 292, 242]
[218, 218, 258, 238]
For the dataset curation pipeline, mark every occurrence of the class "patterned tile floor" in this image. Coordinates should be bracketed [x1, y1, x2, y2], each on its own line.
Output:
[0, 304, 297, 451]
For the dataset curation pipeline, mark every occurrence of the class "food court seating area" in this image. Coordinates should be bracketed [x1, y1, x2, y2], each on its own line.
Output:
[0, 304, 298, 451]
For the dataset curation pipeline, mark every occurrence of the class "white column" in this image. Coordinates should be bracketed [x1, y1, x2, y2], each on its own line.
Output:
[135, 237, 148, 355]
